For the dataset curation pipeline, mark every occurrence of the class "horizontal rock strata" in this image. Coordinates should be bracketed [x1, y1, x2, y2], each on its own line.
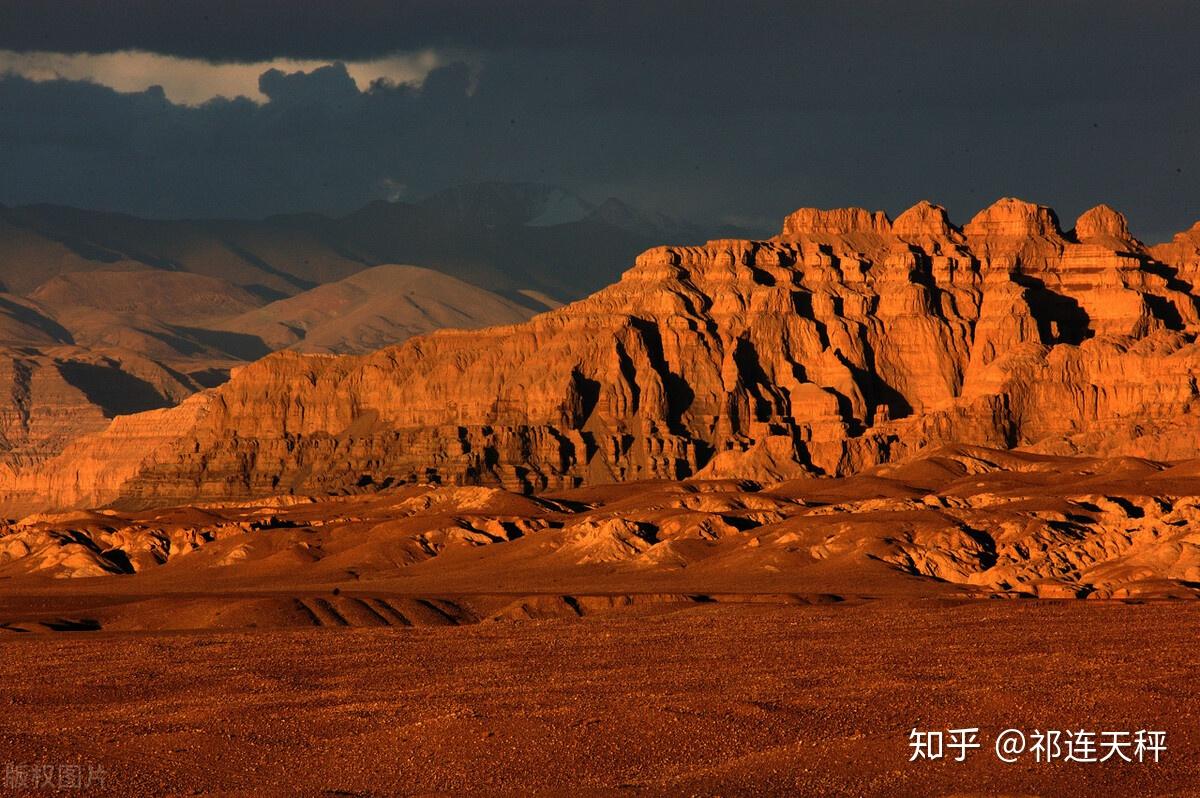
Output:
[5, 197, 1200, 512]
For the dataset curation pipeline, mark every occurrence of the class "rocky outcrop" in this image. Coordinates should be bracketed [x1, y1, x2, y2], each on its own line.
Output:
[780, 207, 891, 236]
[0, 348, 198, 478]
[4, 447, 1200, 601]
[1073, 203, 1134, 245]
[962, 196, 1063, 238]
[0, 266, 543, 490]
[4, 197, 1200, 513]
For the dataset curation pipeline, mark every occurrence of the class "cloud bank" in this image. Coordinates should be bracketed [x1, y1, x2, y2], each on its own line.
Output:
[0, 1, 1197, 240]
[0, 49, 447, 105]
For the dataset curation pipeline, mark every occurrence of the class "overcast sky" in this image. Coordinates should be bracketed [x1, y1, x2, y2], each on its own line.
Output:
[0, 0, 1197, 240]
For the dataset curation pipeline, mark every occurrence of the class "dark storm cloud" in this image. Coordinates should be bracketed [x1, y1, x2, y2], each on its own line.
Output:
[0, 0, 1197, 240]
[0, 62, 475, 218]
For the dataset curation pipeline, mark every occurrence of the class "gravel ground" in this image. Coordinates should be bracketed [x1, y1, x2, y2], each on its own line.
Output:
[0, 599, 1196, 796]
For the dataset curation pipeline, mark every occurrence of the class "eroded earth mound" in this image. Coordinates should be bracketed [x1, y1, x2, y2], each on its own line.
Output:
[3, 446, 1200, 633]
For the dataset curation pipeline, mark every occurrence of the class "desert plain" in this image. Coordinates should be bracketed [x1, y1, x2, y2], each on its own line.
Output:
[3, 443, 1200, 796]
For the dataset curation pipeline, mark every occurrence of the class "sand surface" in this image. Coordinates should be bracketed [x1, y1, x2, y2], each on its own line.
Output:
[4, 452, 1200, 795]
[1, 598, 1196, 796]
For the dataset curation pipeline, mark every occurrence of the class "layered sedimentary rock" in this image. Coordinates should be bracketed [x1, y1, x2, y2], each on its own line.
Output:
[5, 197, 1200, 513]
[0, 349, 199, 476]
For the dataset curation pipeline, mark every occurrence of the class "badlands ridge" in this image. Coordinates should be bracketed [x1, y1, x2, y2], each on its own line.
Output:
[2, 197, 1200, 601]
[3, 197, 1200, 511]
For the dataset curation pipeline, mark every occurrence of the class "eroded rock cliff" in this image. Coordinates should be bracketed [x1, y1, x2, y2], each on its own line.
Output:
[5, 197, 1200, 512]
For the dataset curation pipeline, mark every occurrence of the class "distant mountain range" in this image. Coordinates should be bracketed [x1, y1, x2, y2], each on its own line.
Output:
[0, 182, 741, 473]
[0, 182, 740, 304]
[0, 181, 741, 365]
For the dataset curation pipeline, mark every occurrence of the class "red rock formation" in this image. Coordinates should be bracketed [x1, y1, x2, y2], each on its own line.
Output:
[5, 197, 1200, 513]
[780, 207, 891, 237]
[962, 197, 1063, 238]
[1073, 203, 1134, 245]
[891, 200, 962, 242]
[5, 446, 1200, 601]
[0, 349, 197, 476]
